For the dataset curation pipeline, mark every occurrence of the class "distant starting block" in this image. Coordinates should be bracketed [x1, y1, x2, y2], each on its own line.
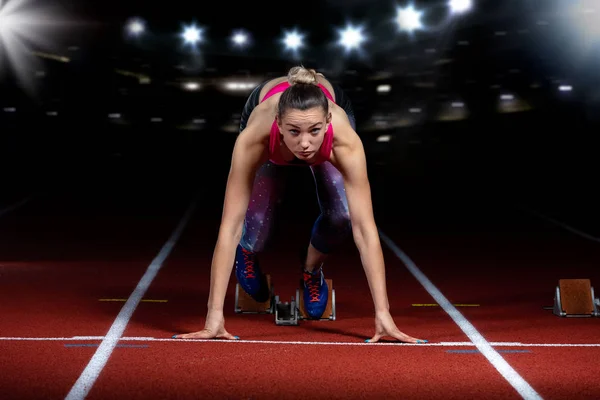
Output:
[552, 279, 600, 318]
[234, 274, 274, 314]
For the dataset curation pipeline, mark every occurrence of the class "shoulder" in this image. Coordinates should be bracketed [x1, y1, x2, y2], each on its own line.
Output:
[315, 76, 337, 101]
[238, 96, 277, 148]
[242, 76, 288, 133]
[329, 106, 364, 170]
[257, 76, 288, 100]
[331, 105, 359, 148]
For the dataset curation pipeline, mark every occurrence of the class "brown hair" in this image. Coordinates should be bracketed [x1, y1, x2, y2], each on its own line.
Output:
[277, 66, 329, 119]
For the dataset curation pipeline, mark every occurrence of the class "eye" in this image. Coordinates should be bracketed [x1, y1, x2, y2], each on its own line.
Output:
[289, 129, 300, 135]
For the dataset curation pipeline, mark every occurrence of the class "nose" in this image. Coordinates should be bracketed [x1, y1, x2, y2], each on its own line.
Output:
[300, 137, 310, 150]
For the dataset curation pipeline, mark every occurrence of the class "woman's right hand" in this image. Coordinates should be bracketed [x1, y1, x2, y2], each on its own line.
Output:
[172, 310, 239, 340]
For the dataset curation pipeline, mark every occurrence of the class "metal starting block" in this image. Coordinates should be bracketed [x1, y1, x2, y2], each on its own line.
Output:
[234, 274, 274, 314]
[274, 296, 299, 326]
[552, 279, 600, 318]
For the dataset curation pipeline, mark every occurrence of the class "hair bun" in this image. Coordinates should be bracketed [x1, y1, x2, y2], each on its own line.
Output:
[287, 65, 324, 85]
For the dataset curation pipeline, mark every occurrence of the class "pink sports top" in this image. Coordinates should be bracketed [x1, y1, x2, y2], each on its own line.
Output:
[260, 81, 335, 166]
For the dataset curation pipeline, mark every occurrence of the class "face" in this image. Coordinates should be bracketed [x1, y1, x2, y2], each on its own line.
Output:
[277, 107, 332, 160]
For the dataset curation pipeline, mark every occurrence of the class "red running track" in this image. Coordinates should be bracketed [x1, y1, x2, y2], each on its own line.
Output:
[0, 190, 599, 399]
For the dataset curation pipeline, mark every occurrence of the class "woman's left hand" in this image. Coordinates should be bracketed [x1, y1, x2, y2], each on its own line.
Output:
[367, 310, 428, 344]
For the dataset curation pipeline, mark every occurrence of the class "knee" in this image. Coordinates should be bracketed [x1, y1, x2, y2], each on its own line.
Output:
[328, 211, 352, 234]
[310, 211, 352, 254]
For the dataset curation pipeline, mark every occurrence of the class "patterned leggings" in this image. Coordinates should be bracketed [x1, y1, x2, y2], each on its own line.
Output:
[239, 160, 352, 254]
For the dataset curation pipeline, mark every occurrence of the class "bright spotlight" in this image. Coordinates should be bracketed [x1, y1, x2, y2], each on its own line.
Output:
[282, 29, 305, 51]
[126, 17, 145, 36]
[181, 23, 203, 45]
[231, 30, 250, 47]
[336, 24, 366, 52]
[183, 82, 200, 91]
[0, 0, 64, 91]
[396, 5, 423, 32]
[449, 0, 472, 13]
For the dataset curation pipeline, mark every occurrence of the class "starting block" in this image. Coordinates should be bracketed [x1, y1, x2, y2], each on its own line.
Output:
[552, 279, 600, 318]
[274, 295, 299, 326]
[234, 274, 274, 314]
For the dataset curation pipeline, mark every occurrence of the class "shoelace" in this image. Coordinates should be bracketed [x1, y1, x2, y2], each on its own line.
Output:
[303, 271, 321, 303]
[242, 248, 256, 279]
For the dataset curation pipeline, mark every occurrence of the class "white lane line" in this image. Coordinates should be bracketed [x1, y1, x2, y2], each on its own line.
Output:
[0, 195, 33, 218]
[516, 204, 600, 243]
[1, 336, 599, 347]
[64, 198, 198, 400]
[379, 231, 543, 400]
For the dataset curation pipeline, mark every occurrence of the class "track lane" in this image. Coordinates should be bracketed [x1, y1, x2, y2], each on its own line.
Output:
[377, 200, 600, 400]
[0, 180, 195, 399]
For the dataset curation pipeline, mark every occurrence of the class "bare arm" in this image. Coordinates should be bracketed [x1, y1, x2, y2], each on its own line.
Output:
[207, 126, 267, 313]
[333, 133, 389, 313]
[173, 103, 274, 340]
[332, 117, 425, 343]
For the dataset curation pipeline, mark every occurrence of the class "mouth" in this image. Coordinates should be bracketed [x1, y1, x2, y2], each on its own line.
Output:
[298, 151, 312, 157]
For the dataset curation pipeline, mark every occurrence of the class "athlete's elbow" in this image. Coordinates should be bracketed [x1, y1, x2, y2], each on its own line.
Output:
[351, 220, 379, 251]
[218, 218, 244, 244]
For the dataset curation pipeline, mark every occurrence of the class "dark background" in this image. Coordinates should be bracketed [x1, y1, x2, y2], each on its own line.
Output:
[1, 0, 599, 234]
